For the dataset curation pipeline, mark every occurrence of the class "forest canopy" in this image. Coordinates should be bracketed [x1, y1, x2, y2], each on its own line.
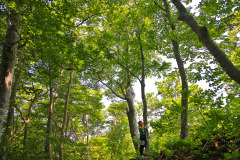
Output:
[0, 0, 239, 159]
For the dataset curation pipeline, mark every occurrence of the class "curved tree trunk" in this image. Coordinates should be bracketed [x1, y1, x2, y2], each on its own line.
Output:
[173, 39, 189, 139]
[163, 0, 189, 139]
[0, 0, 22, 140]
[171, 0, 240, 85]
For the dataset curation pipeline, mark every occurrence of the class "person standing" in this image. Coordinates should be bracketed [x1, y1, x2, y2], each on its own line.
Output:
[138, 121, 148, 156]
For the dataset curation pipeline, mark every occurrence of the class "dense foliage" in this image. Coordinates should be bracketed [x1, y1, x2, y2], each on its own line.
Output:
[0, 0, 239, 159]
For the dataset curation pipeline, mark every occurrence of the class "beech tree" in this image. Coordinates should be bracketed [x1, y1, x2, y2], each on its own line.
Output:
[59, 70, 73, 160]
[0, 1, 239, 159]
[0, 56, 23, 158]
[162, 0, 189, 139]
[0, 0, 22, 139]
[171, 0, 240, 84]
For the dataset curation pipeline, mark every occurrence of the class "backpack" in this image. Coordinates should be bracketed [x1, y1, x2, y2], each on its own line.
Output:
[140, 134, 146, 140]
[140, 127, 147, 140]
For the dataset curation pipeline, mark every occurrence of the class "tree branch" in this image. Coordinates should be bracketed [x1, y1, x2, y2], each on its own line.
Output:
[96, 72, 126, 100]
[107, 47, 141, 83]
[171, 0, 240, 85]
[154, 1, 166, 12]
[74, 11, 106, 28]
[75, 16, 91, 27]
[15, 106, 26, 124]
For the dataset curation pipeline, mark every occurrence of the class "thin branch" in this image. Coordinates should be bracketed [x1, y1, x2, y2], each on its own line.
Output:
[120, 83, 126, 98]
[109, 48, 141, 82]
[11, 37, 23, 46]
[96, 72, 126, 100]
[17, 43, 26, 49]
[15, 106, 26, 124]
[75, 16, 91, 28]
[26, 92, 39, 122]
[0, 39, 10, 47]
[74, 11, 106, 28]
[154, 1, 166, 12]
[136, 29, 144, 85]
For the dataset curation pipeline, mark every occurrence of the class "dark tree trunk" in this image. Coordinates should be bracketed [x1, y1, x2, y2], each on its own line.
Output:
[172, 39, 189, 139]
[23, 124, 29, 147]
[171, 0, 240, 85]
[163, 0, 189, 139]
[59, 71, 73, 160]
[174, 40, 189, 139]
[0, 0, 22, 140]
[137, 30, 149, 151]
[86, 115, 90, 160]
[45, 66, 53, 160]
[45, 69, 62, 159]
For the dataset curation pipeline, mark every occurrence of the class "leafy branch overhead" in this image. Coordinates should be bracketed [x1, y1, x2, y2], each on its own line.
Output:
[0, 0, 239, 160]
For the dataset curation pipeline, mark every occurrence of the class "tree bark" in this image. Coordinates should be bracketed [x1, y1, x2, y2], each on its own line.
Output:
[0, 0, 22, 140]
[86, 115, 90, 160]
[137, 30, 150, 151]
[23, 94, 38, 146]
[173, 39, 189, 139]
[98, 74, 139, 151]
[125, 85, 139, 151]
[0, 57, 23, 159]
[45, 65, 53, 160]
[154, 0, 189, 139]
[45, 69, 63, 160]
[171, 0, 240, 85]
[14, 89, 39, 159]
[163, 0, 189, 139]
[59, 71, 73, 160]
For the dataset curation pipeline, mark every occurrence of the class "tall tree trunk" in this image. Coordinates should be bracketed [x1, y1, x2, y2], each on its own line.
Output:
[0, 0, 22, 140]
[59, 71, 73, 160]
[137, 30, 149, 151]
[23, 123, 29, 160]
[171, 0, 240, 85]
[23, 123, 29, 146]
[45, 66, 53, 160]
[125, 85, 139, 151]
[86, 115, 90, 160]
[65, 117, 70, 138]
[46, 69, 63, 160]
[0, 57, 23, 159]
[163, 0, 189, 139]
[98, 75, 139, 151]
[173, 39, 189, 139]
[53, 69, 64, 106]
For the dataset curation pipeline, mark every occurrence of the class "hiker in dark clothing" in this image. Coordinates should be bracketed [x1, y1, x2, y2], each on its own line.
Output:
[138, 121, 148, 156]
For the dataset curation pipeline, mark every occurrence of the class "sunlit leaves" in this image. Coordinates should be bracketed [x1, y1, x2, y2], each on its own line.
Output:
[1, 0, 240, 159]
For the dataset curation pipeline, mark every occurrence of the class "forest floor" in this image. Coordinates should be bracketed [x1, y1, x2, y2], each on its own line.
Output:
[131, 133, 240, 160]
